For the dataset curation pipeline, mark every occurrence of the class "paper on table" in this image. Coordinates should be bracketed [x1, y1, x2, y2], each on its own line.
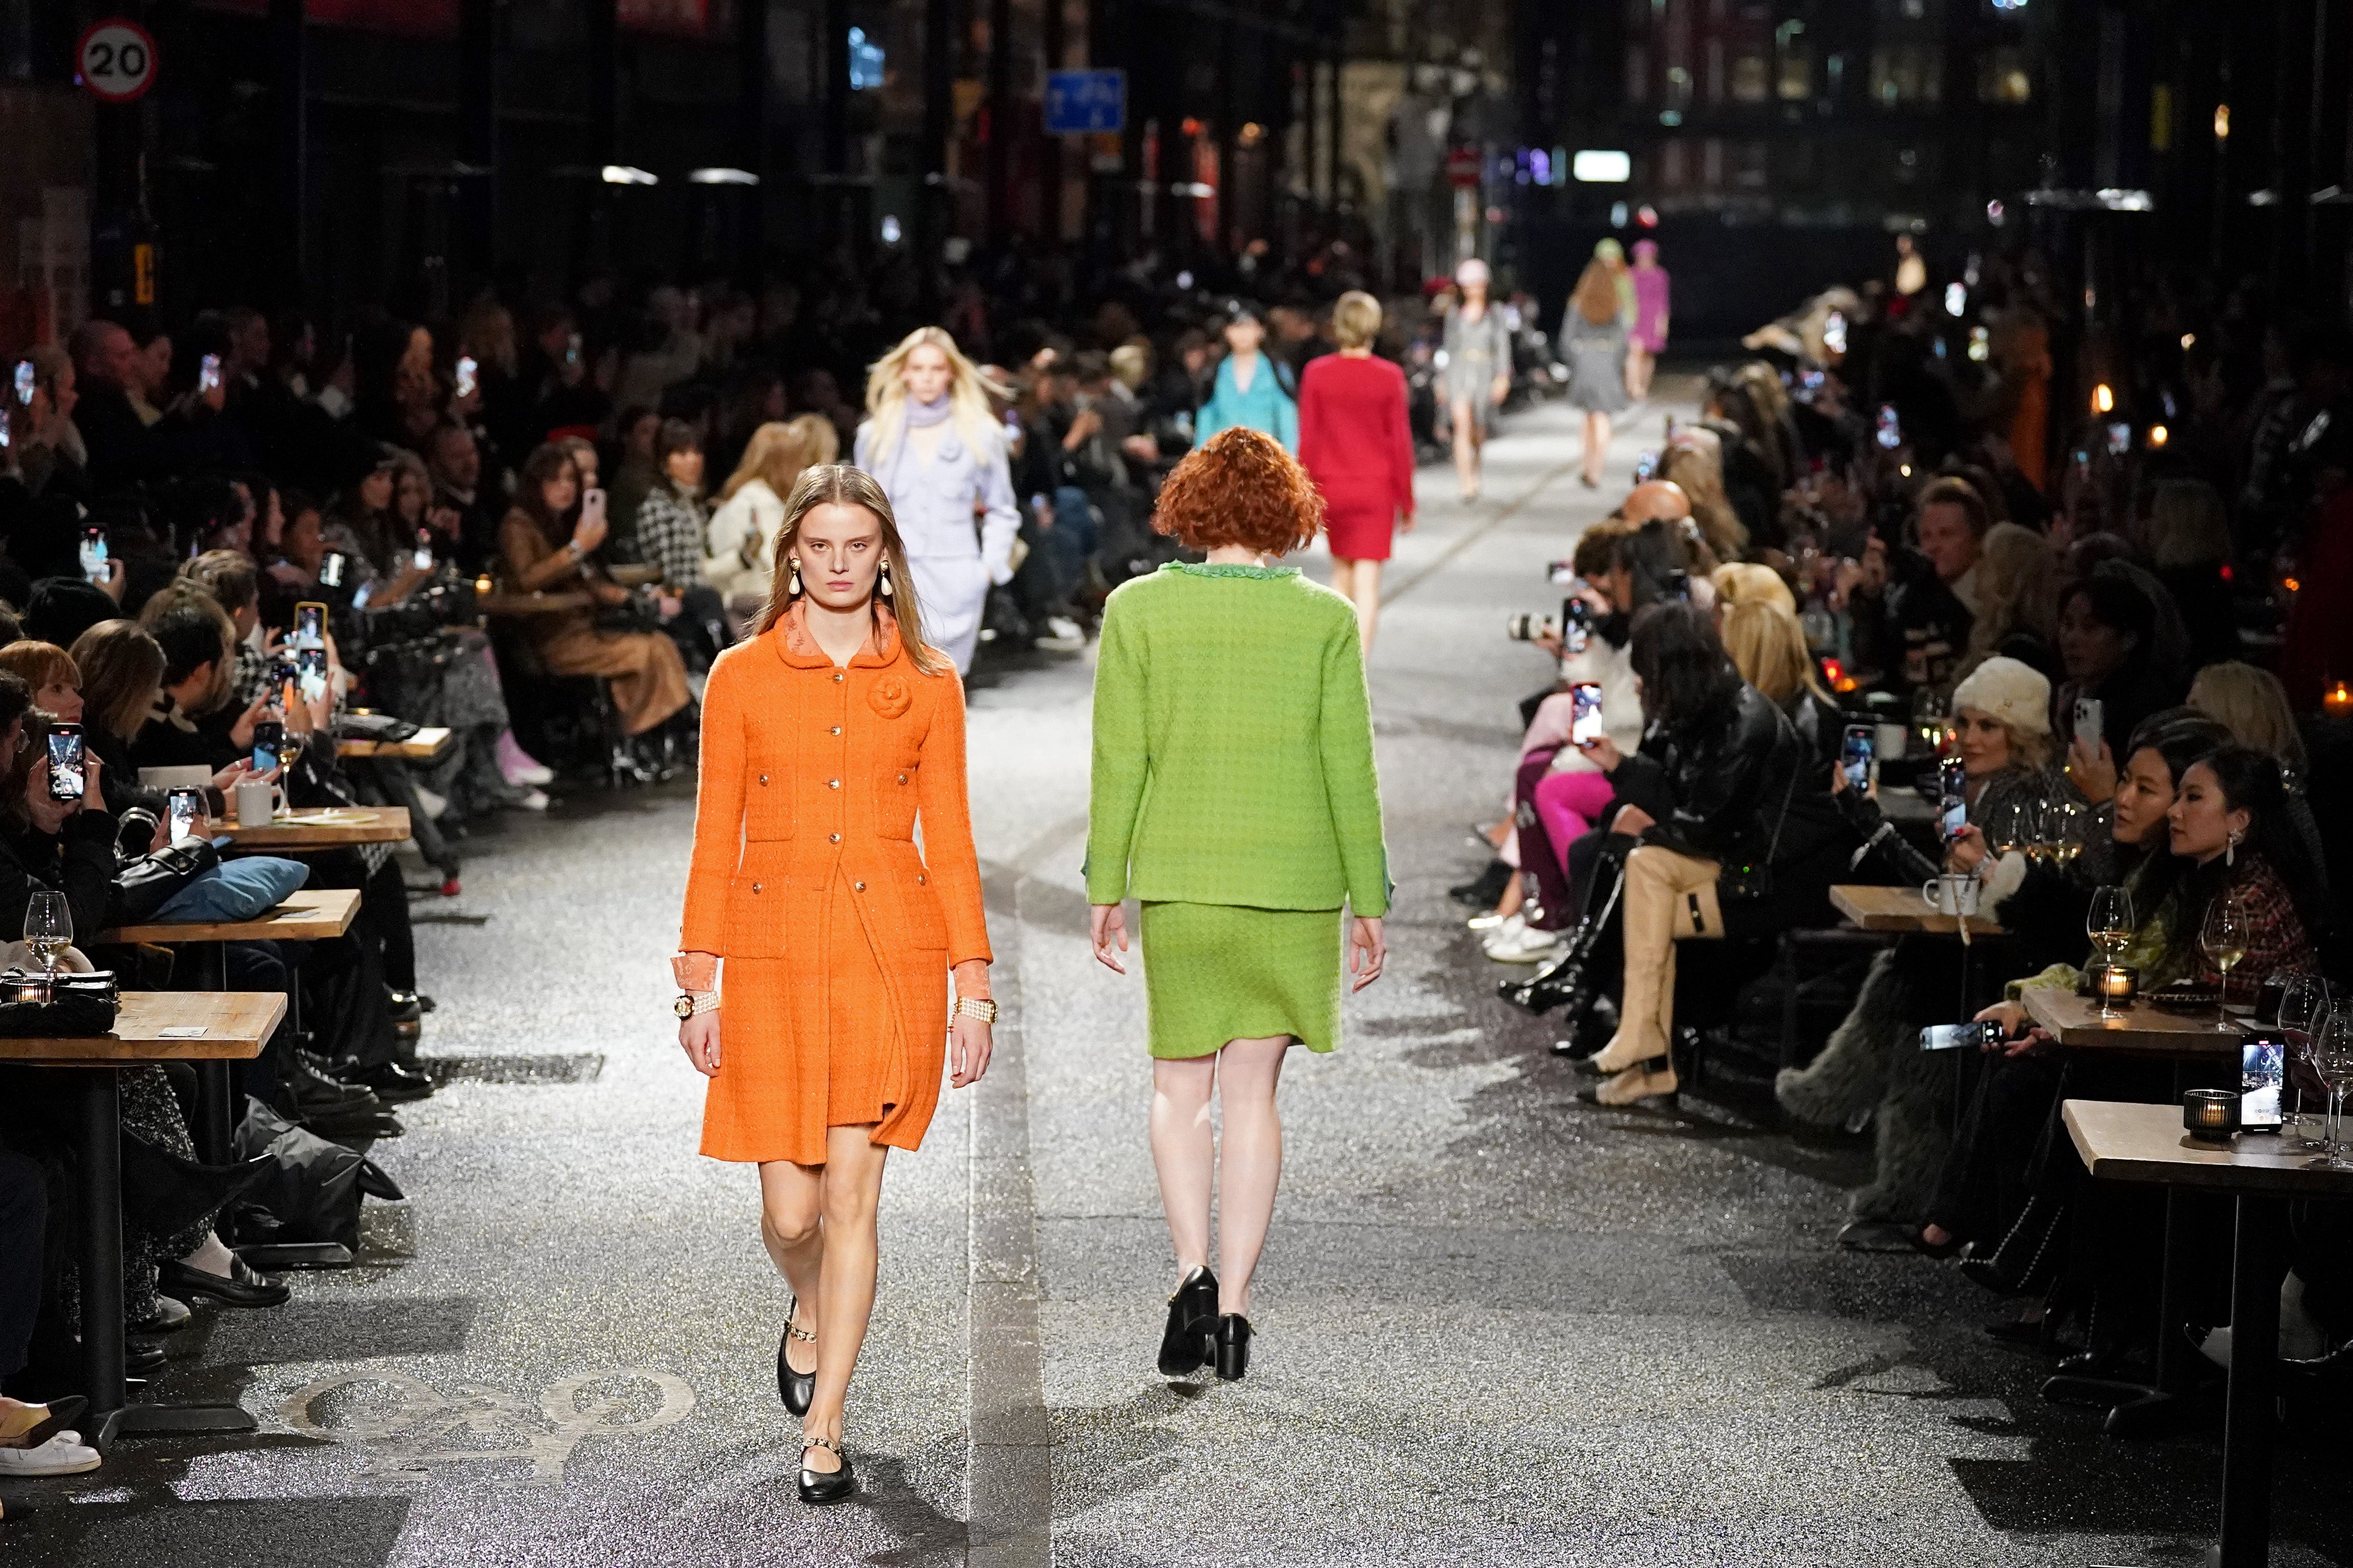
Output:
[158, 1026, 208, 1038]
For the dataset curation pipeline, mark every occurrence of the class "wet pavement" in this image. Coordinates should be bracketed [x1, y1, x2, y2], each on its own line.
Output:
[7, 395, 2346, 1566]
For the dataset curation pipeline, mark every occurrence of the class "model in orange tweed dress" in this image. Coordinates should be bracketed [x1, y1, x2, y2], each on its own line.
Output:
[672, 464, 994, 1507]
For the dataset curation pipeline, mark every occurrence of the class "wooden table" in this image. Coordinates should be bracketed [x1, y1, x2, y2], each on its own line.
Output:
[606, 563, 663, 587]
[211, 807, 411, 851]
[1829, 883, 2003, 937]
[338, 725, 452, 761]
[100, 887, 365, 947]
[2024, 986, 2243, 1058]
[98, 889, 362, 1164]
[479, 590, 592, 616]
[0, 991, 286, 1446]
[2064, 1100, 2353, 1567]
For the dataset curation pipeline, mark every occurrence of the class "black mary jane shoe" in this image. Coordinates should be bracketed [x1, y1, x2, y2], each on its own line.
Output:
[1157, 1265, 1220, 1377]
[777, 1301, 817, 1416]
[798, 1433, 855, 1506]
[1213, 1314, 1253, 1382]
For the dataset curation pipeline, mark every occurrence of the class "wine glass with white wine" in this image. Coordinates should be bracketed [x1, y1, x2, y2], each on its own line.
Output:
[2200, 894, 2249, 1035]
[2277, 975, 2331, 1149]
[2087, 885, 2133, 1019]
[23, 888, 69, 994]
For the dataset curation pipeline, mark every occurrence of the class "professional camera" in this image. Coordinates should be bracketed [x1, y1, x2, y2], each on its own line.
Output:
[1503, 611, 1559, 643]
[1505, 596, 1591, 649]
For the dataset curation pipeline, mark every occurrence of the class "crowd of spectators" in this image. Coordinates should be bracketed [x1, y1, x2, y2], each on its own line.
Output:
[1459, 241, 2353, 1412]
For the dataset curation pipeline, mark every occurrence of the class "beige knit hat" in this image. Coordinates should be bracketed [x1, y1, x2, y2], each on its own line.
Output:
[1951, 656, 2050, 735]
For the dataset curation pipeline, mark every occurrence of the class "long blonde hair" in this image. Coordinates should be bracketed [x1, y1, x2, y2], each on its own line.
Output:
[720, 421, 806, 504]
[1721, 598, 1829, 706]
[861, 327, 1009, 469]
[752, 465, 952, 676]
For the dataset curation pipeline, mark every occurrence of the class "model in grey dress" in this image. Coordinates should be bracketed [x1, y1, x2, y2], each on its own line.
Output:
[1442, 306, 1515, 433]
[1560, 314, 1630, 416]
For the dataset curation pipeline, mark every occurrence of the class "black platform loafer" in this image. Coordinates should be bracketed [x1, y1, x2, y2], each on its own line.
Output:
[356, 1061, 435, 1104]
[798, 1433, 855, 1505]
[777, 1300, 817, 1416]
[158, 1255, 290, 1309]
[1213, 1313, 1253, 1381]
[1157, 1265, 1219, 1377]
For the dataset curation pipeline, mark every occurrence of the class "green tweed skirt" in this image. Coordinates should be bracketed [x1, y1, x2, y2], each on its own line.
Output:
[1139, 902, 1345, 1061]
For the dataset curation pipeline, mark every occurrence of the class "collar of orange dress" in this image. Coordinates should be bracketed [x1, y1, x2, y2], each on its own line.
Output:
[771, 599, 902, 670]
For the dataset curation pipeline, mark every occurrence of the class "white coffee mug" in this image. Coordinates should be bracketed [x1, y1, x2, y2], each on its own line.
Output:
[235, 779, 281, 827]
[1922, 874, 1981, 917]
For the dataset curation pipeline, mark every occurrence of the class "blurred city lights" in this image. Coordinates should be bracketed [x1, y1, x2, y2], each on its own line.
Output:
[2092, 383, 2115, 413]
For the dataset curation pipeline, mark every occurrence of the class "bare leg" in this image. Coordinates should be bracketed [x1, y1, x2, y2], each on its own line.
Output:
[800, 1125, 890, 1472]
[1582, 411, 1612, 485]
[1492, 874, 1526, 919]
[1327, 558, 1357, 628]
[1451, 400, 1481, 499]
[758, 1159, 825, 1377]
[1211, 1035, 1292, 1315]
[1150, 1054, 1218, 1285]
[1628, 346, 1653, 399]
[1349, 558, 1384, 650]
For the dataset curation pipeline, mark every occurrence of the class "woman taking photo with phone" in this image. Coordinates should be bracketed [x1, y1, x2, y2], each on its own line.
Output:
[497, 442, 692, 750]
[1086, 428, 1389, 1384]
[674, 465, 994, 1506]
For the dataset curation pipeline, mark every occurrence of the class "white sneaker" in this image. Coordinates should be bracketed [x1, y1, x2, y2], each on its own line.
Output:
[514, 788, 550, 812]
[414, 785, 449, 820]
[1035, 615, 1086, 652]
[1485, 919, 1570, 964]
[0, 1432, 101, 1476]
[1466, 910, 1508, 932]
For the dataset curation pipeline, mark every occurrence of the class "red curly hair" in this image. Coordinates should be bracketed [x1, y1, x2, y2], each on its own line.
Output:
[1152, 427, 1325, 556]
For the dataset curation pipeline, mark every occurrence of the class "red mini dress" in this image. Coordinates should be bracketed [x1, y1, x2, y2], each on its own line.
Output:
[1296, 354, 1416, 562]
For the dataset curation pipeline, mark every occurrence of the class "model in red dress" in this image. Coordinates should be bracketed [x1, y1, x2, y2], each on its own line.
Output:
[1297, 291, 1416, 650]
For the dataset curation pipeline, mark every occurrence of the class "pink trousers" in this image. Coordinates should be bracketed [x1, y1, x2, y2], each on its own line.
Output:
[1532, 770, 1618, 872]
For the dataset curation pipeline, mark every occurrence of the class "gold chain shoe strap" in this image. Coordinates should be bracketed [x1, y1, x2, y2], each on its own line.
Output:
[786, 1299, 818, 1343]
[802, 1432, 842, 1456]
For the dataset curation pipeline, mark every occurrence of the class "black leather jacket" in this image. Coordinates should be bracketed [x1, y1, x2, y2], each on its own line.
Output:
[1612, 683, 1807, 865]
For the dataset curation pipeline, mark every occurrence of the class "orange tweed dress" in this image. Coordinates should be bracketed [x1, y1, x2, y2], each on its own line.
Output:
[679, 604, 992, 1164]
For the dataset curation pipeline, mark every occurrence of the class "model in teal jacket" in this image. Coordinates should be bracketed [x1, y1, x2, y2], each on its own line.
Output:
[1084, 561, 1389, 914]
[1194, 353, 1300, 454]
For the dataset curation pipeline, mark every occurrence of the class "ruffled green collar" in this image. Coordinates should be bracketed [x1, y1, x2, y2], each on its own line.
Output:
[1164, 561, 1300, 580]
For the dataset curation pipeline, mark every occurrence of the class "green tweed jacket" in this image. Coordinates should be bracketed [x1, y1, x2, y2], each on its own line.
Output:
[1084, 562, 1391, 915]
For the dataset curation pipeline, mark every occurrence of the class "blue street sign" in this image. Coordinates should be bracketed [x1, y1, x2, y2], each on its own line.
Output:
[1044, 69, 1125, 135]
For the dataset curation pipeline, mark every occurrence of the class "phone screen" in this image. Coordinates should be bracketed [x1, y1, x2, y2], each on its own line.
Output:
[78, 529, 108, 585]
[1875, 405, 1903, 449]
[167, 787, 204, 845]
[13, 361, 33, 405]
[1920, 1021, 1997, 1052]
[1570, 683, 1604, 746]
[455, 355, 478, 399]
[1940, 795, 1968, 841]
[320, 552, 346, 588]
[1003, 408, 1022, 436]
[295, 602, 326, 646]
[297, 646, 329, 704]
[2105, 421, 2131, 455]
[199, 354, 222, 395]
[2241, 1037, 2286, 1130]
[1841, 725, 1875, 791]
[45, 724, 83, 802]
[252, 720, 283, 776]
[353, 581, 375, 609]
[413, 530, 434, 571]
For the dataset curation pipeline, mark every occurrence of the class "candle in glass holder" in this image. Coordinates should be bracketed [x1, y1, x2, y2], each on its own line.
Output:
[2096, 964, 2138, 1005]
[2326, 680, 2353, 718]
[474, 574, 495, 598]
[2183, 1088, 2240, 1140]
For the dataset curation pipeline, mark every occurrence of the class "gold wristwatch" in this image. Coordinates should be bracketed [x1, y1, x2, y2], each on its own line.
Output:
[953, 996, 998, 1024]
[674, 992, 718, 1019]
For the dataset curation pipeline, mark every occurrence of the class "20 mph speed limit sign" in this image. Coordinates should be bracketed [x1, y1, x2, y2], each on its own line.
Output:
[77, 19, 159, 104]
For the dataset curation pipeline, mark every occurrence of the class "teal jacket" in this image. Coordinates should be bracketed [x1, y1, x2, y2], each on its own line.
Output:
[1194, 354, 1299, 453]
[1084, 563, 1389, 914]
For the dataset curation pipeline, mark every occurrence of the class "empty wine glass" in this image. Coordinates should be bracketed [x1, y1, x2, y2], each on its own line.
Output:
[23, 889, 68, 992]
[2308, 1011, 2353, 1171]
[1983, 798, 2023, 859]
[2087, 886, 2133, 1019]
[2201, 894, 2249, 1034]
[2278, 975, 2331, 1149]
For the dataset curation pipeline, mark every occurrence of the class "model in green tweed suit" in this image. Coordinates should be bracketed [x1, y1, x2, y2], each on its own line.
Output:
[1085, 559, 1391, 1063]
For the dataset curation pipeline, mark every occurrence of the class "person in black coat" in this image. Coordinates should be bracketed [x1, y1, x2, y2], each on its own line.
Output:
[1566, 602, 1841, 1107]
